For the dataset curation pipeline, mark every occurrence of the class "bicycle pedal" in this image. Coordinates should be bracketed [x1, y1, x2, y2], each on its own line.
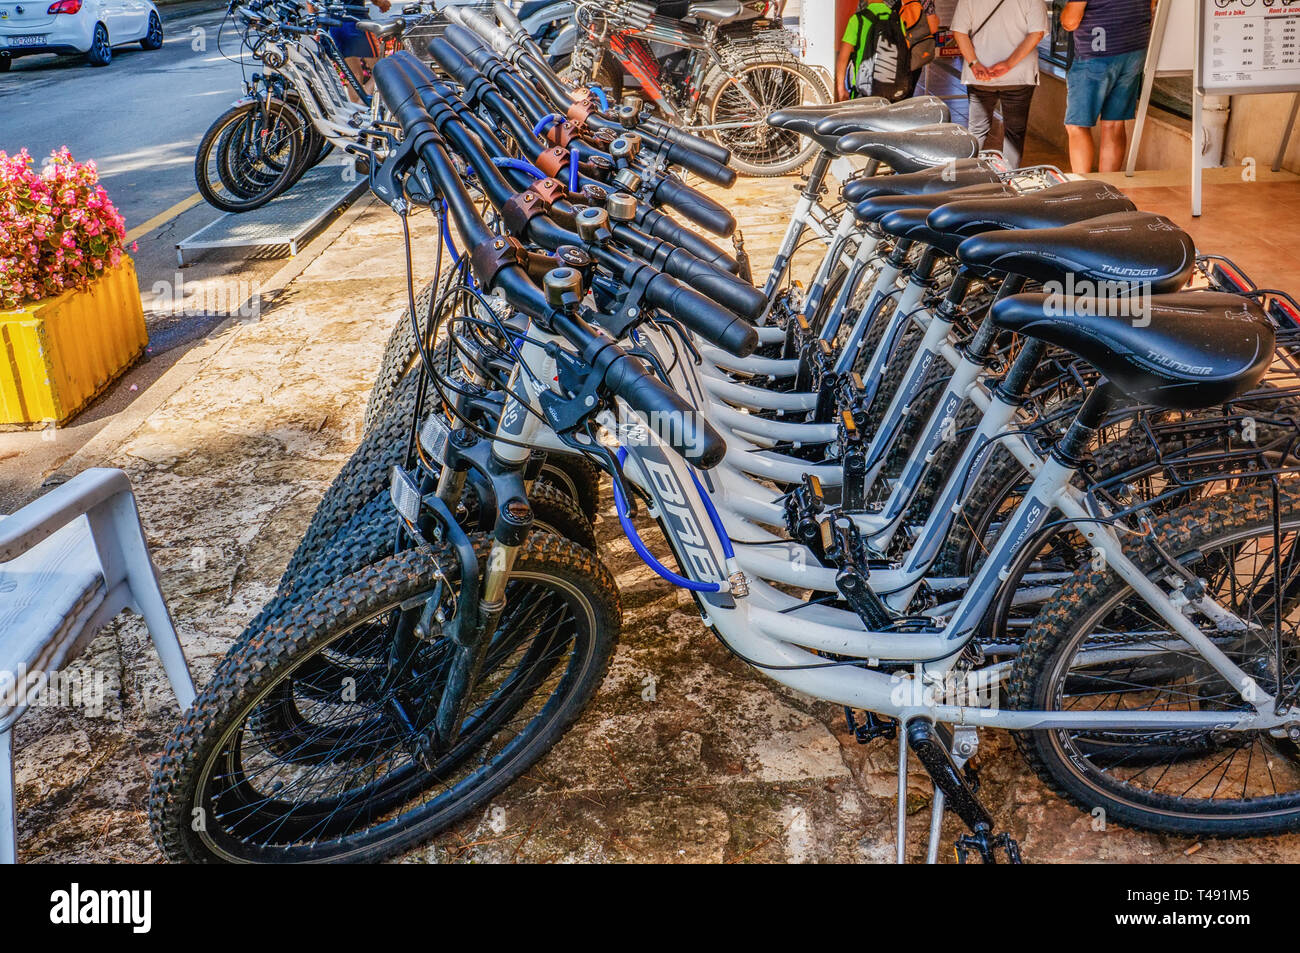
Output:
[953, 830, 1024, 864]
[844, 707, 897, 745]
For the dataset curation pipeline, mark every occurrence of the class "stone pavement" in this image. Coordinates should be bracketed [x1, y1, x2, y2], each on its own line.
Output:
[11, 171, 1300, 863]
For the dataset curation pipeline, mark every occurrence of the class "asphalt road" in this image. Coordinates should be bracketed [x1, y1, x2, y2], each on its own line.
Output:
[1, 2, 243, 239]
[0, 3, 302, 350]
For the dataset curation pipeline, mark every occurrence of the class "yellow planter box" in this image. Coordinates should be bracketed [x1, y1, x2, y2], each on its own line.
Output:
[0, 257, 148, 426]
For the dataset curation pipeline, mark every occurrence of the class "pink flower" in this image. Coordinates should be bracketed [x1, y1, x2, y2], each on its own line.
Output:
[0, 148, 126, 305]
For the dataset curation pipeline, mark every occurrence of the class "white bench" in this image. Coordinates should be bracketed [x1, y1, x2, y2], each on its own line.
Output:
[0, 468, 196, 863]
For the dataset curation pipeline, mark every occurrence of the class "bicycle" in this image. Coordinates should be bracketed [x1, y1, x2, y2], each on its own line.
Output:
[148, 50, 1300, 864]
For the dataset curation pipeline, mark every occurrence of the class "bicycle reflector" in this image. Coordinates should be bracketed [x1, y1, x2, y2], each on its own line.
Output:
[1209, 260, 1254, 294]
[389, 466, 423, 525]
[1269, 295, 1300, 330]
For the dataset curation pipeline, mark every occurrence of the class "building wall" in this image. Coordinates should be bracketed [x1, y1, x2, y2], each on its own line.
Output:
[1224, 93, 1300, 174]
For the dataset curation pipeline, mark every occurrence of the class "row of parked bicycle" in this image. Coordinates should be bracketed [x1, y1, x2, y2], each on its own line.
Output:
[152, 1, 1300, 863]
[194, 0, 824, 212]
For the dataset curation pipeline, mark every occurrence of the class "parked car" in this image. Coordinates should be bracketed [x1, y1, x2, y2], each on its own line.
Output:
[0, 0, 162, 70]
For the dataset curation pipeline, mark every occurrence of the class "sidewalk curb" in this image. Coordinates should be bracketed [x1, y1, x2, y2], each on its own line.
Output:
[50, 193, 379, 484]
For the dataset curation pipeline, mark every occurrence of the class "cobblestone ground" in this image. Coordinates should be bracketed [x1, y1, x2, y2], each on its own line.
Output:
[13, 176, 1300, 863]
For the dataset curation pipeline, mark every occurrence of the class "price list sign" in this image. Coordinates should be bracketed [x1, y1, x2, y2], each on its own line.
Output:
[1200, 0, 1300, 95]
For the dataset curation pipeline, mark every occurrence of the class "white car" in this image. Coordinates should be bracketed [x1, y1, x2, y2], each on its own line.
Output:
[0, 0, 162, 70]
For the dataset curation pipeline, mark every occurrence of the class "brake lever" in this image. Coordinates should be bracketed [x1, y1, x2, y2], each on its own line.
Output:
[359, 130, 417, 212]
[623, 345, 669, 386]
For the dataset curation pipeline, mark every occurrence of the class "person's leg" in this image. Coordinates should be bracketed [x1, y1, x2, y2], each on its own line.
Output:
[1066, 125, 1095, 173]
[1097, 120, 1128, 172]
[1064, 60, 1103, 174]
[965, 86, 997, 151]
[1097, 50, 1146, 172]
[997, 84, 1035, 169]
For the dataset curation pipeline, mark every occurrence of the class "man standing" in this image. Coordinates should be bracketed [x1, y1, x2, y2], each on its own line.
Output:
[836, 2, 911, 102]
[330, 0, 393, 100]
[1061, 0, 1153, 173]
[950, 0, 1049, 169]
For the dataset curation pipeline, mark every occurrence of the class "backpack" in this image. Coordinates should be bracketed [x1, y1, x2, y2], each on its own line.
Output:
[897, 0, 936, 71]
[846, 2, 913, 101]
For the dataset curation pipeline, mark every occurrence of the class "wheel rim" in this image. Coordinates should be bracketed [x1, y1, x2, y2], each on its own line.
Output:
[202, 104, 301, 208]
[148, 14, 162, 44]
[192, 570, 599, 860]
[1041, 516, 1300, 820]
[708, 62, 819, 169]
[93, 24, 108, 58]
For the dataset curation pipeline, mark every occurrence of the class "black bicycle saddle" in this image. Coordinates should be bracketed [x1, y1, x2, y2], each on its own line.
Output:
[767, 98, 888, 141]
[927, 180, 1137, 237]
[814, 96, 950, 138]
[855, 181, 1013, 225]
[836, 124, 980, 173]
[877, 206, 969, 256]
[991, 291, 1275, 410]
[956, 211, 1195, 293]
[842, 157, 1001, 205]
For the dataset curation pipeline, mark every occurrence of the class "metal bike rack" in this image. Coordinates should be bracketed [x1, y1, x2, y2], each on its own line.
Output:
[176, 163, 366, 267]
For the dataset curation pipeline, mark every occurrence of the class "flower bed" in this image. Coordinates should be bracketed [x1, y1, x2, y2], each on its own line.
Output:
[0, 148, 147, 425]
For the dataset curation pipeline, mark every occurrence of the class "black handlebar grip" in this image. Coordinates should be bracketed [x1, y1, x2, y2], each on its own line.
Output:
[652, 174, 736, 238]
[636, 207, 738, 273]
[643, 116, 732, 166]
[601, 351, 727, 469]
[373, 58, 424, 124]
[645, 271, 757, 357]
[660, 143, 737, 188]
[426, 34, 479, 88]
[663, 248, 766, 321]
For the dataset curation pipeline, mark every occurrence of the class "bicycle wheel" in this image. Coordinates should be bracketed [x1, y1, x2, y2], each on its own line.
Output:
[701, 53, 829, 177]
[196, 100, 305, 213]
[1009, 484, 1300, 836]
[362, 275, 456, 434]
[149, 535, 621, 862]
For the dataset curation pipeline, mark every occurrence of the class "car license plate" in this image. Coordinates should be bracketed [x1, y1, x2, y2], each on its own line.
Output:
[8, 34, 45, 47]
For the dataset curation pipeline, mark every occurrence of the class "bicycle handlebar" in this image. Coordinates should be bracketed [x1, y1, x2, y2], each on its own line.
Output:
[451, 5, 737, 190]
[652, 172, 736, 238]
[371, 57, 727, 468]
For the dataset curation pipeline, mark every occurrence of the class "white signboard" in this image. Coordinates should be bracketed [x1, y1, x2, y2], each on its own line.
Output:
[1199, 0, 1300, 95]
[1155, 0, 1195, 72]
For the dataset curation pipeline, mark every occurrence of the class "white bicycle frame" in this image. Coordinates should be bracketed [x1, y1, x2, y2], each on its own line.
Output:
[482, 312, 1289, 739]
[277, 33, 382, 148]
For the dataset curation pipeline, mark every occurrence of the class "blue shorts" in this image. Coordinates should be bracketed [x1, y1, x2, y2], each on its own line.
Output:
[329, 22, 379, 60]
[1064, 48, 1146, 127]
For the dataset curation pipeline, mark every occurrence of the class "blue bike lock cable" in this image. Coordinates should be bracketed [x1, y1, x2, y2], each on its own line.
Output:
[612, 446, 740, 593]
[491, 156, 547, 180]
[532, 113, 564, 139]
